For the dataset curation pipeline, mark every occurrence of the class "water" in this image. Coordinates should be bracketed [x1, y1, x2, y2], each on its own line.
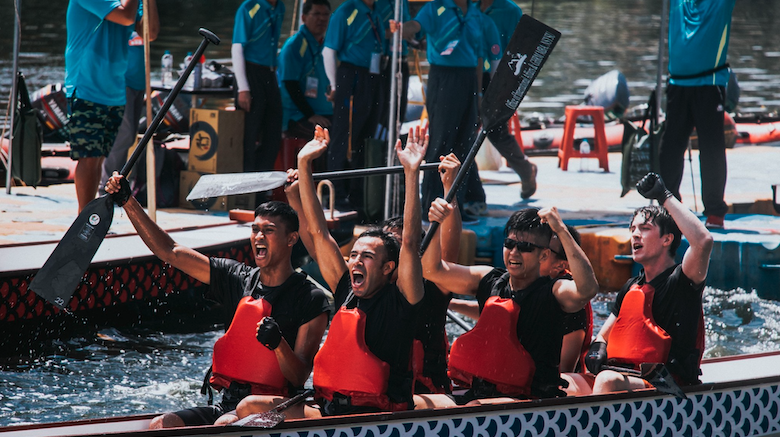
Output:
[3, 0, 780, 427]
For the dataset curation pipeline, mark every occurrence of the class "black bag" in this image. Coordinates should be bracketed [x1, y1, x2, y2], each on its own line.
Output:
[11, 73, 43, 188]
[132, 142, 184, 208]
[620, 92, 662, 197]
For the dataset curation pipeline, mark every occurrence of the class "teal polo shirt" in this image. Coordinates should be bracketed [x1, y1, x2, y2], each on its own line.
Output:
[324, 0, 386, 68]
[233, 0, 286, 67]
[668, 0, 735, 87]
[479, 0, 521, 51]
[278, 25, 333, 128]
[65, 0, 134, 106]
[377, 0, 411, 56]
[413, 0, 501, 68]
[125, 31, 145, 91]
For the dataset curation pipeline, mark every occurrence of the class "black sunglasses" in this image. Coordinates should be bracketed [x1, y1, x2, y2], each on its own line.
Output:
[503, 238, 547, 253]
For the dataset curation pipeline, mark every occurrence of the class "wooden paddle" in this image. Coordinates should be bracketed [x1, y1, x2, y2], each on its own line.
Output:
[29, 28, 220, 310]
[186, 162, 441, 200]
[231, 389, 314, 428]
[601, 363, 688, 400]
[419, 15, 561, 253]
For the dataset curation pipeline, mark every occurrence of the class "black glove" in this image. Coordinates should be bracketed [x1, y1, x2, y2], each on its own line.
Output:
[111, 176, 132, 207]
[584, 341, 607, 374]
[636, 172, 674, 204]
[256, 317, 282, 350]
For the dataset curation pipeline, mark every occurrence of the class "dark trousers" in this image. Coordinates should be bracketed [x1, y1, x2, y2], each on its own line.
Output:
[328, 63, 382, 206]
[241, 63, 283, 172]
[422, 65, 483, 211]
[379, 57, 410, 134]
[660, 84, 728, 217]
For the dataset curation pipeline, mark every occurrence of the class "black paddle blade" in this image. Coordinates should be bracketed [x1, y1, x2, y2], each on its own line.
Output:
[29, 195, 114, 310]
[640, 363, 688, 400]
[481, 15, 561, 132]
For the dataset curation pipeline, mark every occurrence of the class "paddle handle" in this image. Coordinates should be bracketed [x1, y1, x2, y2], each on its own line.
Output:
[420, 129, 487, 254]
[312, 162, 440, 181]
[270, 388, 314, 413]
[120, 28, 220, 177]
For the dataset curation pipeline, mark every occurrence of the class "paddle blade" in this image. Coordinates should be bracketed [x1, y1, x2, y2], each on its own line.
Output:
[186, 171, 288, 200]
[640, 363, 688, 400]
[28, 195, 115, 310]
[481, 15, 561, 131]
[233, 411, 286, 428]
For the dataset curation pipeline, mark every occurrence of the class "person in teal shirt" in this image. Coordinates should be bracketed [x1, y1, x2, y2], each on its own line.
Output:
[397, 0, 500, 221]
[65, 0, 145, 214]
[661, 0, 736, 229]
[322, 0, 391, 212]
[477, 0, 538, 201]
[278, 0, 333, 140]
[232, 0, 285, 176]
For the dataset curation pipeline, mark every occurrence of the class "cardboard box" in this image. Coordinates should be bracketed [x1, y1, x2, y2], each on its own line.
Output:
[188, 109, 244, 174]
[179, 170, 255, 211]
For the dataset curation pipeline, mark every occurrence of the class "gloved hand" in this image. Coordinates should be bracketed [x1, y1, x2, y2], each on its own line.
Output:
[111, 175, 132, 207]
[256, 317, 282, 350]
[584, 341, 607, 374]
[636, 172, 674, 204]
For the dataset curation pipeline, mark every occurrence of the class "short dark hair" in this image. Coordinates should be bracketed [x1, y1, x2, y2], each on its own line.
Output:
[381, 215, 425, 242]
[255, 201, 299, 233]
[358, 228, 400, 265]
[504, 208, 552, 242]
[303, 0, 331, 15]
[631, 205, 681, 257]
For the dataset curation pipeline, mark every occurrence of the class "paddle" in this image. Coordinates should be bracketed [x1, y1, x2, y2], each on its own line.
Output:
[29, 28, 221, 310]
[419, 15, 561, 253]
[231, 389, 314, 428]
[186, 162, 441, 200]
[601, 363, 688, 400]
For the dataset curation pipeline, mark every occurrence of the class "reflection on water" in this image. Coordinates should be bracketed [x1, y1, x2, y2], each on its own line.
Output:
[2, 286, 780, 426]
[2, 0, 780, 128]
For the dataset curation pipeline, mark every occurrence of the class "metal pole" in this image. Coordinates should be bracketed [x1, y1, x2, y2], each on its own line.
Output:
[6, 0, 21, 194]
[655, 0, 667, 126]
[383, 0, 403, 219]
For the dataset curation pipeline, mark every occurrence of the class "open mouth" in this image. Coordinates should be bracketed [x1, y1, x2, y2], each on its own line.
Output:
[632, 243, 643, 251]
[256, 245, 268, 258]
[351, 271, 365, 288]
[507, 260, 522, 266]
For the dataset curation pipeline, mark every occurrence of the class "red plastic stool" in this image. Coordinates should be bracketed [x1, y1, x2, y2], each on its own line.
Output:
[558, 105, 609, 172]
[508, 112, 525, 152]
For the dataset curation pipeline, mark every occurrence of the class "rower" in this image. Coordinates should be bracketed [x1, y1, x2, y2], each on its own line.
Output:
[235, 124, 428, 418]
[104, 176, 329, 428]
[418, 205, 599, 406]
[580, 173, 713, 395]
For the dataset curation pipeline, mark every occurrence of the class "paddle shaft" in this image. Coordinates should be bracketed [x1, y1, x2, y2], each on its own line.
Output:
[313, 162, 439, 182]
[446, 309, 474, 332]
[271, 388, 314, 413]
[121, 28, 220, 177]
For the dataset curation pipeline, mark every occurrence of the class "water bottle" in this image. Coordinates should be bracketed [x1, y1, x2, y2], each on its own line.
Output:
[579, 139, 590, 172]
[193, 54, 204, 89]
[161, 50, 173, 86]
[184, 52, 194, 88]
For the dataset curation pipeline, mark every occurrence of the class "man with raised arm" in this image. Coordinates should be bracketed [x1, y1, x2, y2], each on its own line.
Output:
[104, 175, 329, 428]
[418, 204, 599, 405]
[236, 124, 428, 418]
[581, 173, 713, 395]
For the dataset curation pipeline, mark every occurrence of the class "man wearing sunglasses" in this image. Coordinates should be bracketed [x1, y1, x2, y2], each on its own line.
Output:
[419, 205, 599, 404]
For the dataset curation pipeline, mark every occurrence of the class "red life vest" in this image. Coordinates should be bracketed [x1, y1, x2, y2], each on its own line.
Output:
[313, 307, 408, 411]
[606, 283, 672, 369]
[210, 296, 288, 396]
[447, 296, 535, 397]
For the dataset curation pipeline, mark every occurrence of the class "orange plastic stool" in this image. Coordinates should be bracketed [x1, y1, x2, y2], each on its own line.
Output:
[507, 112, 525, 152]
[271, 136, 308, 202]
[558, 105, 609, 172]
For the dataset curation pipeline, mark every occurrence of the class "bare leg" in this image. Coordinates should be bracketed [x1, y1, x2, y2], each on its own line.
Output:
[214, 411, 239, 425]
[75, 156, 105, 213]
[236, 395, 323, 420]
[561, 372, 595, 396]
[148, 412, 186, 429]
[592, 370, 647, 395]
[413, 394, 458, 410]
[465, 397, 519, 406]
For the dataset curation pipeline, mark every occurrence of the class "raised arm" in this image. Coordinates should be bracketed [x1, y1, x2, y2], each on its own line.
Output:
[296, 126, 348, 291]
[105, 173, 211, 283]
[438, 153, 462, 264]
[540, 207, 599, 313]
[284, 169, 314, 252]
[422, 198, 493, 296]
[394, 126, 427, 305]
[637, 173, 713, 284]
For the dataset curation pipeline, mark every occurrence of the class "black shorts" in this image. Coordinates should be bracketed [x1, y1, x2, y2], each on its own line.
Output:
[174, 404, 229, 427]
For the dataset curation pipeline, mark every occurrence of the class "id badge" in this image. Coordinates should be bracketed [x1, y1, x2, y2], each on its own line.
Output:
[370, 52, 382, 75]
[440, 39, 459, 56]
[305, 76, 319, 99]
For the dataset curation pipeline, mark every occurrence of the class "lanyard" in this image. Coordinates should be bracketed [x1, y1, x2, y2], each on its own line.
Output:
[366, 12, 382, 49]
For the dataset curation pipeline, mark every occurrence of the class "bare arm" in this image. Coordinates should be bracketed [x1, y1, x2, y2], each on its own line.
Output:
[271, 313, 328, 386]
[438, 153, 462, 264]
[389, 19, 420, 42]
[106, 174, 210, 283]
[662, 196, 713, 285]
[284, 169, 314, 252]
[448, 298, 480, 321]
[560, 329, 586, 373]
[540, 207, 599, 313]
[394, 126, 427, 305]
[422, 198, 493, 296]
[595, 312, 616, 343]
[135, 0, 159, 41]
[296, 127, 347, 292]
[105, 0, 140, 26]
